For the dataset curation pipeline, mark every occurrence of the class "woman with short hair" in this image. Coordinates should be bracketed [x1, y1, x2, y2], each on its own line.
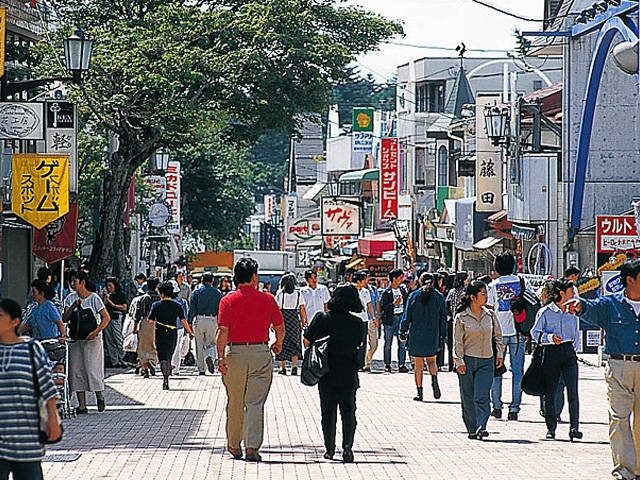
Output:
[304, 284, 364, 463]
[453, 281, 504, 440]
[20, 279, 65, 342]
[102, 277, 128, 368]
[63, 270, 111, 414]
[531, 279, 582, 441]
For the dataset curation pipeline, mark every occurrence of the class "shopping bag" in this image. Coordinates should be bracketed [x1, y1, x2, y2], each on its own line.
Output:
[123, 332, 138, 353]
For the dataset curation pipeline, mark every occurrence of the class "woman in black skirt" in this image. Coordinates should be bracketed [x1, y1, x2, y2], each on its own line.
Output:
[147, 281, 194, 390]
[275, 274, 308, 375]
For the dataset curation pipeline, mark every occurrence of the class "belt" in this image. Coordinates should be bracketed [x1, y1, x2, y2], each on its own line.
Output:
[610, 354, 640, 362]
[228, 341, 268, 346]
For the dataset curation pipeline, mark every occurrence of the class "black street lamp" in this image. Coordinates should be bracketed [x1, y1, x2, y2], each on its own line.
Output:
[3, 27, 93, 98]
[483, 105, 509, 146]
[148, 148, 170, 174]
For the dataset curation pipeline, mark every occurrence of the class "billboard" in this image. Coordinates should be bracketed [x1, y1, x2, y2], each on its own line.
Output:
[321, 197, 361, 236]
[380, 137, 399, 220]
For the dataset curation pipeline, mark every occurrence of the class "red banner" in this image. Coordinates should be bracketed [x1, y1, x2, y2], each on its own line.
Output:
[596, 215, 639, 253]
[32, 203, 79, 264]
[380, 137, 399, 220]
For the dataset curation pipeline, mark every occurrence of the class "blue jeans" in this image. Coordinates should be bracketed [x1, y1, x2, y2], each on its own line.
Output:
[383, 315, 406, 367]
[491, 334, 525, 413]
[458, 356, 494, 433]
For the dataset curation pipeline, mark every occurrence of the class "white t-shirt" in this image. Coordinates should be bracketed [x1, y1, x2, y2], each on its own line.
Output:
[353, 288, 371, 323]
[392, 288, 404, 315]
[301, 285, 330, 322]
[625, 297, 640, 316]
[275, 290, 306, 310]
[487, 275, 529, 337]
[64, 292, 106, 325]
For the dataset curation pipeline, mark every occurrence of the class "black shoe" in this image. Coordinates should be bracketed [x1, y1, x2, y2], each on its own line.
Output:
[76, 407, 88, 415]
[539, 409, 545, 418]
[507, 411, 518, 421]
[163, 380, 169, 390]
[149, 365, 156, 376]
[245, 449, 262, 462]
[97, 398, 106, 412]
[431, 376, 441, 399]
[362, 366, 371, 373]
[199, 371, 206, 376]
[143, 369, 150, 379]
[569, 429, 583, 442]
[546, 431, 555, 439]
[475, 428, 489, 440]
[278, 369, 287, 375]
[490, 409, 502, 419]
[556, 416, 563, 423]
[398, 365, 409, 373]
[323, 451, 335, 460]
[413, 386, 423, 402]
[467, 432, 477, 440]
[205, 357, 216, 374]
[384, 365, 392, 373]
[342, 449, 354, 463]
[135, 366, 140, 375]
[291, 367, 298, 376]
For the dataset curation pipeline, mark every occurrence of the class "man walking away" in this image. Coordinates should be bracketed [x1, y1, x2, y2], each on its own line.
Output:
[216, 258, 284, 462]
[352, 271, 377, 371]
[300, 270, 330, 323]
[568, 260, 640, 480]
[364, 270, 381, 370]
[380, 269, 409, 373]
[189, 273, 222, 375]
[487, 251, 527, 421]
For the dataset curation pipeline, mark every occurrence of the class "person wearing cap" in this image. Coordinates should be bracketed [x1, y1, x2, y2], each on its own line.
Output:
[400, 272, 447, 401]
[188, 273, 223, 375]
[147, 281, 194, 390]
[216, 258, 285, 462]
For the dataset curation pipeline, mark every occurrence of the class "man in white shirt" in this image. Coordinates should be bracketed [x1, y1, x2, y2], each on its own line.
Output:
[352, 271, 377, 369]
[486, 251, 528, 421]
[300, 270, 330, 323]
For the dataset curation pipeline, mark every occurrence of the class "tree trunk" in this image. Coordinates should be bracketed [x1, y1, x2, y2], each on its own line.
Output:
[88, 150, 137, 282]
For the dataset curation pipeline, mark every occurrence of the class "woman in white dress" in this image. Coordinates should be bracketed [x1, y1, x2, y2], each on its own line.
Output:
[63, 270, 111, 414]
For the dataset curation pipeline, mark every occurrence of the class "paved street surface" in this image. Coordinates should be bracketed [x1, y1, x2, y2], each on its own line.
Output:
[44, 354, 611, 480]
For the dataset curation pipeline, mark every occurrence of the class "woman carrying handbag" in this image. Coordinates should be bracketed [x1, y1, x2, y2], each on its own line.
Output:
[0, 298, 61, 480]
[530, 279, 582, 441]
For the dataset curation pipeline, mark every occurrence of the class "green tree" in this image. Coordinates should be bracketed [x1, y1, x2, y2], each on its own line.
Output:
[333, 67, 397, 125]
[37, 0, 402, 280]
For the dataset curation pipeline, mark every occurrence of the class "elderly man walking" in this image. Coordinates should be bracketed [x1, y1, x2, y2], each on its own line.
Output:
[569, 259, 640, 480]
[189, 273, 222, 375]
[216, 258, 284, 462]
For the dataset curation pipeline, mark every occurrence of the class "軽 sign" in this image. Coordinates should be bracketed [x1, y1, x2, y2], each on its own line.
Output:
[321, 197, 361, 236]
[32, 202, 78, 263]
[12, 154, 69, 229]
[46, 101, 78, 193]
[380, 137, 399, 220]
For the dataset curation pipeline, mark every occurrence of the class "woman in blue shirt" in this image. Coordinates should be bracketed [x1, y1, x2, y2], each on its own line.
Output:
[20, 280, 65, 342]
[531, 278, 582, 441]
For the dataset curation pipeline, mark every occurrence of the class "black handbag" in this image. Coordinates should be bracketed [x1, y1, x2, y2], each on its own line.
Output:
[301, 335, 330, 387]
[69, 306, 98, 341]
[522, 333, 546, 396]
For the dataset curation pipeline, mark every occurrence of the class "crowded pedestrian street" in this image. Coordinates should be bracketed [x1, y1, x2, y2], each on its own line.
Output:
[43, 354, 610, 480]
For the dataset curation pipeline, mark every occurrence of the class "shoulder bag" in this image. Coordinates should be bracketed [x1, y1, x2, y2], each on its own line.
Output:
[301, 335, 330, 386]
[521, 332, 547, 396]
[28, 341, 63, 444]
[69, 304, 98, 341]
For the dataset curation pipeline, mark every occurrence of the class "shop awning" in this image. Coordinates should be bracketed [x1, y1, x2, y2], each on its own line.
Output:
[473, 236, 502, 250]
[338, 168, 379, 183]
[302, 182, 328, 201]
[358, 231, 396, 257]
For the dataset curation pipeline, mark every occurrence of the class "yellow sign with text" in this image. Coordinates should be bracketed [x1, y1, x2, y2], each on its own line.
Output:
[0, 8, 6, 79]
[11, 154, 69, 228]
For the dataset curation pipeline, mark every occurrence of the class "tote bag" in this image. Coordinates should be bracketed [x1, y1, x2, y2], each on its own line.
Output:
[522, 333, 546, 396]
[301, 335, 330, 387]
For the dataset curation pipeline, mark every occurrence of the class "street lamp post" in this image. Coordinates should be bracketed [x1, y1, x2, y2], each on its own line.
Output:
[2, 27, 93, 99]
[148, 148, 170, 174]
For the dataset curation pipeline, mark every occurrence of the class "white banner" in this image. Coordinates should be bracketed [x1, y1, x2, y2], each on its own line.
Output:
[264, 195, 276, 223]
[321, 197, 361, 236]
[475, 94, 503, 212]
[165, 161, 181, 234]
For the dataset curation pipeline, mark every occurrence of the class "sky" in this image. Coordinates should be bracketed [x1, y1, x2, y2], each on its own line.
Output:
[346, 0, 546, 81]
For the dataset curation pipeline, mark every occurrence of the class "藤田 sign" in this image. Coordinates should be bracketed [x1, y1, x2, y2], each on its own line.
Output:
[321, 197, 361, 236]
[12, 154, 69, 229]
[380, 137, 399, 220]
[475, 94, 503, 212]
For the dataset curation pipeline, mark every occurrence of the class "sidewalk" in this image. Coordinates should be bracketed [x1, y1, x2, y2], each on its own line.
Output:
[43, 354, 611, 480]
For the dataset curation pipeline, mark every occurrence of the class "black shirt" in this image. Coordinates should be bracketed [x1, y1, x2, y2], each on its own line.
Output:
[106, 291, 126, 320]
[304, 311, 363, 388]
[148, 300, 185, 330]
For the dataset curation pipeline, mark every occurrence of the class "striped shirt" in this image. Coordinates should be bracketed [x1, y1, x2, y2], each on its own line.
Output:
[0, 340, 58, 462]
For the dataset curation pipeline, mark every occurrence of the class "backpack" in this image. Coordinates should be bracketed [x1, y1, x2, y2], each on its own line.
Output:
[509, 277, 540, 336]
